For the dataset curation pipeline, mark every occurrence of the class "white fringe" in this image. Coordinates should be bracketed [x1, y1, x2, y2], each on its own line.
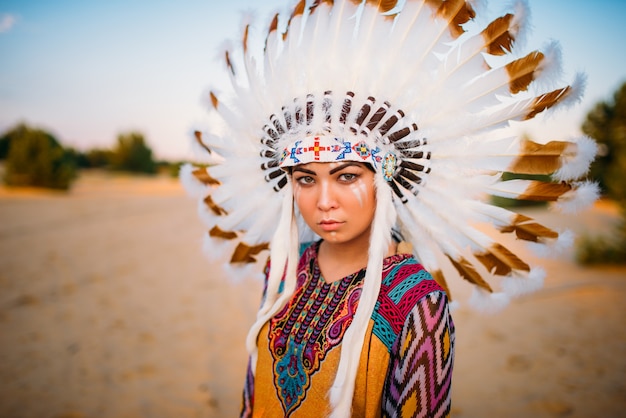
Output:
[245, 184, 298, 374]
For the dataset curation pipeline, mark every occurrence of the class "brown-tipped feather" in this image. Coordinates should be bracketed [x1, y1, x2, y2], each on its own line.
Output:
[310, 0, 334, 14]
[231, 242, 270, 263]
[194, 130, 213, 155]
[243, 24, 249, 53]
[481, 14, 515, 55]
[432, 270, 454, 301]
[208, 92, 219, 109]
[283, 0, 306, 42]
[475, 243, 530, 276]
[366, 0, 399, 14]
[265, 13, 279, 51]
[506, 51, 544, 94]
[424, 0, 475, 38]
[204, 195, 228, 216]
[268, 13, 279, 34]
[524, 85, 571, 120]
[209, 225, 237, 240]
[436, 0, 476, 38]
[291, 0, 307, 20]
[424, 0, 443, 9]
[508, 138, 574, 175]
[518, 181, 572, 201]
[447, 255, 493, 292]
[225, 51, 235, 76]
[499, 214, 559, 242]
[192, 167, 221, 186]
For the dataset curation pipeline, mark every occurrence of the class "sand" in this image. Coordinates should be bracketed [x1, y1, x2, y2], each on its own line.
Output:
[0, 171, 624, 418]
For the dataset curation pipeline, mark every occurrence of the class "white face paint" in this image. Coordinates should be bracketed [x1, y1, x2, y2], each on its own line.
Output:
[349, 179, 368, 208]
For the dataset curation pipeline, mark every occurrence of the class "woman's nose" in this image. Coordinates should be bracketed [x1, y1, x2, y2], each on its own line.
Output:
[317, 181, 338, 211]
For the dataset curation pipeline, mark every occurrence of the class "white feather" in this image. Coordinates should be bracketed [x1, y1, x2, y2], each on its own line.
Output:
[187, 0, 599, 335]
[527, 228, 574, 257]
[552, 181, 600, 213]
[179, 163, 209, 199]
[553, 135, 598, 181]
[468, 289, 510, 313]
[502, 267, 545, 297]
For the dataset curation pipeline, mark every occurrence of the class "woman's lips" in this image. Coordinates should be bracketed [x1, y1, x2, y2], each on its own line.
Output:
[319, 220, 344, 232]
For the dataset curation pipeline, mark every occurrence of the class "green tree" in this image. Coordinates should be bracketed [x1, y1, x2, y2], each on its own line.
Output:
[84, 148, 114, 168]
[0, 132, 10, 159]
[2, 123, 76, 190]
[582, 81, 626, 203]
[110, 131, 157, 174]
[577, 81, 626, 264]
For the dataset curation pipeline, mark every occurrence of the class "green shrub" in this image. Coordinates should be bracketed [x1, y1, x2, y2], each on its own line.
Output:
[576, 81, 626, 265]
[110, 131, 157, 174]
[576, 207, 626, 264]
[2, 123, 76, 190]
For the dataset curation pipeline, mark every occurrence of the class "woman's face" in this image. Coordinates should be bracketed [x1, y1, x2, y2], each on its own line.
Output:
[292, 162, 376, 247]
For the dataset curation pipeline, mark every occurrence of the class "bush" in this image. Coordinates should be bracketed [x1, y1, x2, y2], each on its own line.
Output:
[576, 214, 626, 264]
[110, 131, 157, 174]
[576, 81, 626, 265]
[583, 82, 626, 204]
[2, 123, 76, 190]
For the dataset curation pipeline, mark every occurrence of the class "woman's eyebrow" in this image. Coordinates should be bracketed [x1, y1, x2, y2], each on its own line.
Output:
[292, 166, 316, 175]
[329, 162, 362, 175]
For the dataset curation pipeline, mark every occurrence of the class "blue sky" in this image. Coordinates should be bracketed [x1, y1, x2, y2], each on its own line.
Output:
[1, 0, 625, 160]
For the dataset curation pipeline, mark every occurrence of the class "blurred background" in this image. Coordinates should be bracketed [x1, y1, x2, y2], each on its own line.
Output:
[1, 1, 625, 417]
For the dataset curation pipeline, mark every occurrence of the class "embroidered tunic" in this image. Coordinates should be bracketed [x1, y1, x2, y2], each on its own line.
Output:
[241, 242, 455, 417]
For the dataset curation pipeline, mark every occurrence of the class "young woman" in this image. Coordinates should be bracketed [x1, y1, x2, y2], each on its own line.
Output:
[182, 0, 596, 417]
[240, 153, 454, 417]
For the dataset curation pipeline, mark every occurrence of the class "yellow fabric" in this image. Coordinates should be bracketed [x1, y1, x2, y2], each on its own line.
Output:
[252, 320, 388, 417]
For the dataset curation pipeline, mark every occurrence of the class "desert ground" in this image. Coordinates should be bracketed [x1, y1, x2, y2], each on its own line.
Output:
[0, 171, 624, 418]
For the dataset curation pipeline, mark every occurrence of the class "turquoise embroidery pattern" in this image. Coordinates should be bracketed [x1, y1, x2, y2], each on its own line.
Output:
[268, 250, 363, 416]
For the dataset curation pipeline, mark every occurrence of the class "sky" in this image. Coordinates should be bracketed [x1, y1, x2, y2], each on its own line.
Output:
[1, 0, 625, 160]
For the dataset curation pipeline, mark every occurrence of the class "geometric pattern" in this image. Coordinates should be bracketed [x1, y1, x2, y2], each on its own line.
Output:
[382, 292, 455, 417]
[240, 242, 455, 417]
[373, 261, 444, 351]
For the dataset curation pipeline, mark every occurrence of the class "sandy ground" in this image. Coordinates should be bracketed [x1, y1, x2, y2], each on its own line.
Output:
[0, 171, 624, 418]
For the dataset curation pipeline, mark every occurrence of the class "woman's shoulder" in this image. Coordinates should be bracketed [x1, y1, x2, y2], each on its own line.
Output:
[372, 254, 448, 349]
[380, 253, 444, 300]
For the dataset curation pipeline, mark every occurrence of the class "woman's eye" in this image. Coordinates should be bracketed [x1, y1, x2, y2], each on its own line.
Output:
[296, 175, 315, 185]
[339, 173, 358, 182]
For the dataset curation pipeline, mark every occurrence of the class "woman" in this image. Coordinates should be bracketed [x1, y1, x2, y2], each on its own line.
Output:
[240, 146, 454, 416]
[182, 0, 596, 417]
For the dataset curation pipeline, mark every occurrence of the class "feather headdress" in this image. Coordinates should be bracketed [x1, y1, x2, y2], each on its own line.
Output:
[181, 0, 597, 415]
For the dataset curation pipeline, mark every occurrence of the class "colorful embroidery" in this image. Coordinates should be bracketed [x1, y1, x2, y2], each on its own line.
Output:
[372, 260, 443, 350]
[259, 243, 451, 417]
[382, 292, 454, 417]
[268, 249, 363, 416]
[284, 140, 302, 164]
[281, 135, 384, 168]
[353, 141, 371, 159]
[382, 152, 397, 181]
